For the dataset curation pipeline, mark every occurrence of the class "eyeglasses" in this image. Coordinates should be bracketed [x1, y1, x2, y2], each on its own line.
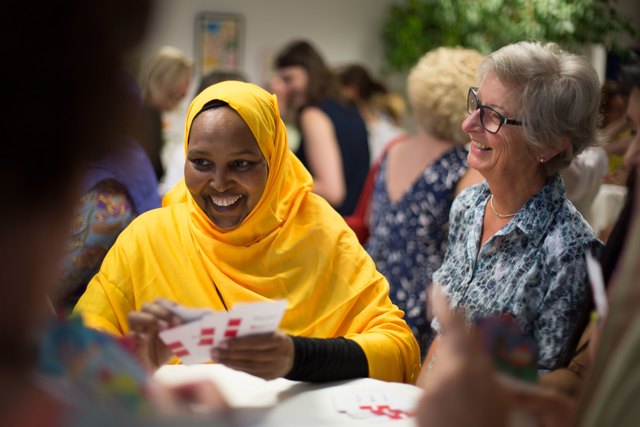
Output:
[467, 87, 523, 134]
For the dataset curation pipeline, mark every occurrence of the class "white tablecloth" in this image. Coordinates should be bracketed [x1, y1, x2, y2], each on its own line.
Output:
[154, 365, 422, 427]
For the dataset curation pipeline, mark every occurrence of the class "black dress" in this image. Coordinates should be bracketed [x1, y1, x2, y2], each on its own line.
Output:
[296, 98, 370, 216]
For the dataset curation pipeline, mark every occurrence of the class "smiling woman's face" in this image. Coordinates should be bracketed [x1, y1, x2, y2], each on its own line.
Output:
[185, 106, 268, 230]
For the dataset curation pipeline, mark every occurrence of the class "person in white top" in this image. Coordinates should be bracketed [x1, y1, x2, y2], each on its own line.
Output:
[561, 145, 609, 225]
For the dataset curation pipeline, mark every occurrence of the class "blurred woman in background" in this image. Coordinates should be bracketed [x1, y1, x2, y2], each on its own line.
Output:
[338, 64, 407, 164]
[135, 46, 193, 181]
[274, 40, 369, 216]
[365, 47, 484, 355]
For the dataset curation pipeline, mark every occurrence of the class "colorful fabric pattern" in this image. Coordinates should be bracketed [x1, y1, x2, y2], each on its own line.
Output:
[56, 180, 134, 308]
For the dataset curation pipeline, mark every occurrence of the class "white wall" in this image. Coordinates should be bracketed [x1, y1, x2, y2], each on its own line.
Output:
[141, 0, 397, 87]
[140, 0, 397, 193]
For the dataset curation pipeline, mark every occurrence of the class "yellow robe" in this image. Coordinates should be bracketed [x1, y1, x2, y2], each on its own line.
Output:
[74, 81, 420, 384]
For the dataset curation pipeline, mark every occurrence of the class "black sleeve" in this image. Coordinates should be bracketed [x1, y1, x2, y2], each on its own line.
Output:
[284, 336, 369, 382]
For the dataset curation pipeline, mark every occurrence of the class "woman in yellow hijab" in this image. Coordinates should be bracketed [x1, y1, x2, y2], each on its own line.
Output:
[74, 81, 420, 384]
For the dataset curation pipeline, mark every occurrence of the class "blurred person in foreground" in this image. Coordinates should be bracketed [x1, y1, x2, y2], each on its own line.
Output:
[0, 1, 228, 425]
[51, 72, 161, 313]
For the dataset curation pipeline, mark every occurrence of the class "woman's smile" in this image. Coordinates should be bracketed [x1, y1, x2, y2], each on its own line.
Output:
[473, 141, 492, 151]
[209, 193, 244, 211]
[185, 105, 268, 230]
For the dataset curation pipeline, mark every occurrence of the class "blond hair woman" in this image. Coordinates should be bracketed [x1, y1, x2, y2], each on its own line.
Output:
[135, 46, 193, 180]
[365, 46, 485, 356]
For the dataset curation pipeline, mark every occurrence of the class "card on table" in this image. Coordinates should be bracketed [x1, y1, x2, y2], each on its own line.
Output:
[333, 391, 415, 421]
[158, 299, 287, 364]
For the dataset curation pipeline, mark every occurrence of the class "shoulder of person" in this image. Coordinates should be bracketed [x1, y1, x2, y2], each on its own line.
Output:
[298, 192, 365, 246]
[298, 106, 334, 133]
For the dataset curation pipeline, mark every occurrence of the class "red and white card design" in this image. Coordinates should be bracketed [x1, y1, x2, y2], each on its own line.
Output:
[158, 300, 287, 364]
[157, 321, 208, 365]
[333, 392, 415, 421]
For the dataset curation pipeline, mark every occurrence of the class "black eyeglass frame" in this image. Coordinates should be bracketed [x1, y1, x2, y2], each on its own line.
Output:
[467, 87, 523, 134]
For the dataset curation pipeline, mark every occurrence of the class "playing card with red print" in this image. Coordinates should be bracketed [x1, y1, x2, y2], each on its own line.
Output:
[333, 391, 415, 421]
[158, 320, 207, 364]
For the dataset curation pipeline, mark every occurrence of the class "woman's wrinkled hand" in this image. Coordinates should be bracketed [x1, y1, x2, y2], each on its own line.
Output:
[127, 298, 183, 371]
[211, 330, 294, 380]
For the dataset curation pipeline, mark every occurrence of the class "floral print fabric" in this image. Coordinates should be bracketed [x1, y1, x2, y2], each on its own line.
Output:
[432, 175, 603, 371]
[366, 146, 468, 355]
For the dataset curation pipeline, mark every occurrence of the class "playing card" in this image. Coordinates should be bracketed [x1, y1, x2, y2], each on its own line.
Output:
[586, 251, 608, 319]
[158, 320, 207, 365]
[230, 299, 287, 338]
[159, 301, 214, 323]
[188, 312, 229, 360]
[333, 392, 415, 421]
[158, 300, 288, 364]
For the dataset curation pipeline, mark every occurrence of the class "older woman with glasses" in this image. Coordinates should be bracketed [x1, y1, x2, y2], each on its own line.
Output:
[423, 41, 604, 376]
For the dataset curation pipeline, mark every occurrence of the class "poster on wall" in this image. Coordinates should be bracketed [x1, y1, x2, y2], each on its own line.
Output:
[195, 12, 244, 77]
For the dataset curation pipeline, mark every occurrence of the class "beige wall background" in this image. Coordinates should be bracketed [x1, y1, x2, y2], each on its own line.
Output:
[141, 0, 639, 194]
[142, 0, 397, 193]
[139, 0, 397, 90]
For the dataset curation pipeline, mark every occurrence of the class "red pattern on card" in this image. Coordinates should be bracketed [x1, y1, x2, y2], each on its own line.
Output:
[167, 341, 184, 350]
[228, 318, 242, 327]
[224, 329, 238, 338]
[167, 341, 190, 357]
[223, 318, 242, 338]
[359, 405, 413, 420]
[198, 327, 216, 346]
[200, 328, 215, 336]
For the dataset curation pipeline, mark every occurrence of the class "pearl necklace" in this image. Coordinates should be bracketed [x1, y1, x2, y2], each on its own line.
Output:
[489, 194, 518, 219]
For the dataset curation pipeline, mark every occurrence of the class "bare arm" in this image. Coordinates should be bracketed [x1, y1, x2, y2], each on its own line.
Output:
[299, 107, 346, 207]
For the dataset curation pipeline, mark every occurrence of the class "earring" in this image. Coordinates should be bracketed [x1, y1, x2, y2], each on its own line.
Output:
[538, 157, 545, 163]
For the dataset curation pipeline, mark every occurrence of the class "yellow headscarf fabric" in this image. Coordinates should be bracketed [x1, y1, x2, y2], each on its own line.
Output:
[74, 81, 420, 383]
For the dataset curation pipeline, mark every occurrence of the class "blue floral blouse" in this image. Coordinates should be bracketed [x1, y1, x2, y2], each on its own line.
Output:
[366, 146, 468, 355]
[432, 175, 603, 371]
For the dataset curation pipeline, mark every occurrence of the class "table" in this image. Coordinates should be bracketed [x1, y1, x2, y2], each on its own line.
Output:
[154, 365, 422, 426]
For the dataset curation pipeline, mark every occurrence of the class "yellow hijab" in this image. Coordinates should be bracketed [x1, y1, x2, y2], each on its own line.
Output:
[162, 80, 313, 245]
[75, 81, 420, 383]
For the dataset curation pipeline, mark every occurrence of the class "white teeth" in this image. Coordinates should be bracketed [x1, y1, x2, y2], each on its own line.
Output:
[475, 142, 491, 150]
[210, 195, 242, 207]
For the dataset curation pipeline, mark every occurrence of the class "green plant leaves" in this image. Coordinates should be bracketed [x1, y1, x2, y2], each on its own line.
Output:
[381, 0, 640, 72]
